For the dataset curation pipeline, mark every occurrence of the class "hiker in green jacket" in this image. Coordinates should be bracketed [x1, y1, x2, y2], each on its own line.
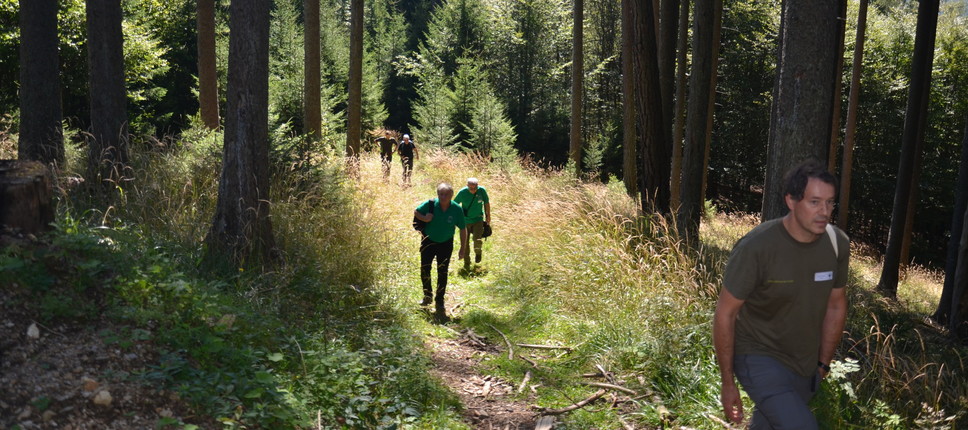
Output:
[454, 177, 491, 269]
[414, 183, 468, 321]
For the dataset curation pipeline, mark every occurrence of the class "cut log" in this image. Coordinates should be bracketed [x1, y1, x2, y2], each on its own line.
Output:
[0, 160, 54, 234]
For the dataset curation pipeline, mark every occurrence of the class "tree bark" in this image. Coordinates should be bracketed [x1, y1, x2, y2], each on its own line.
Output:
[346, 0, 364, 159]
[676, 0, 719, 242]
[659, 0, 679, 149]
[827, 0, 848, 173]
[629, 0, 671, 214]
[18, 0, 64, 165]
[698, 0, 722, 207]
[207, 0, 275, 264]
[621, 0, 637, 196]
[304, 0, 321, 138]
[837, 0, 869, 229]
[877, 0, 939, 298]
[935, 115, 968, 325]
[197, 0, 219, 130]
[948, 194, 968, 337]
[569, 0, 584, 173]
[761, 0, 840, 220]
[86, 0, 129, 185]
[669, 0, 689, 209]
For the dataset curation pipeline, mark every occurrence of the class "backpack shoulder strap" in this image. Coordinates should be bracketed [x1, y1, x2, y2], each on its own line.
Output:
[825, 223, 839, 258]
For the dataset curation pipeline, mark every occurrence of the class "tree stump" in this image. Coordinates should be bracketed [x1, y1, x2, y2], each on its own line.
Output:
[0, 160, 55, 234]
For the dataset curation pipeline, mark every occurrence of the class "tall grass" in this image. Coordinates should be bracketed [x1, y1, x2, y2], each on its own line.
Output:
[6, 129, 968, 428]
[393, 150, 967, 428]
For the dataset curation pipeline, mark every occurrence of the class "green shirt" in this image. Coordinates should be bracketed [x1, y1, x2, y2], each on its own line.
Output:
[723, 218, 850, 377]
[454, 186, 489, 224]
[416, 198, 467, 243]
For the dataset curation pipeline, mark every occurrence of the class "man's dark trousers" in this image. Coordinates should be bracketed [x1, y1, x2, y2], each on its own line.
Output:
[420, 237, 453, 307]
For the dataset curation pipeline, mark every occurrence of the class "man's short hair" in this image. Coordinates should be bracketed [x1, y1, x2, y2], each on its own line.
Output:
[467, 177, 479, 186]
[783, 158, 838, 201]
[437, 182, 453, 195]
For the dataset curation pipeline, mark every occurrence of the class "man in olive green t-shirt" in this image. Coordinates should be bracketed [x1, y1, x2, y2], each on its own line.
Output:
[454, 177, 491, 269]
[713, 159, 850, 429]
[414, 183, 468, 322]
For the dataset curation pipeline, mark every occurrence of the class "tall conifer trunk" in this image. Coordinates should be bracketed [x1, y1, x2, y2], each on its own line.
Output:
[304, 0, 321, 138]
[86, 0, 129, 185]
[197, 0, 219, 130]
[877, 0, 940, 298]
[18, 0, 63, 165]
[207, 0, 275, 264]
[761, 0, 840, 220]
[569, 0, 584, 173]
[346, 0, 364, 160]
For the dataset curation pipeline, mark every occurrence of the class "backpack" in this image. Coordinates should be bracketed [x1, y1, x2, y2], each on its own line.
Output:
[412, 199, 434, 232]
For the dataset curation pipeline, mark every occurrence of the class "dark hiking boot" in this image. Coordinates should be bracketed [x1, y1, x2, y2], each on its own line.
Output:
[434, 302, 449, 323]
[420, 296, 432, 306]
[475, 253, 482, 263]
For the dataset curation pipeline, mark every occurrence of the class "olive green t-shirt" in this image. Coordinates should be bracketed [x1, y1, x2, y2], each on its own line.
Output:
[723, 218, 850, 377]
[416, 199, 467, 243]
[454, 186, 489, 224]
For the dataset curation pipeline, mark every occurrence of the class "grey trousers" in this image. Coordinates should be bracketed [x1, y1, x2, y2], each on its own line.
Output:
[463, 221, 484, 265]
[734, 354, 820, 430]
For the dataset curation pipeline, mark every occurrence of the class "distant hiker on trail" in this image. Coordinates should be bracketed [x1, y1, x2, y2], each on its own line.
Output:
[454, 177, 491, 270]
[713, 159, 850, 429]
[414, 182, 468, 322]
[375, 131, 397, 179]
[397, 134, 418, 185]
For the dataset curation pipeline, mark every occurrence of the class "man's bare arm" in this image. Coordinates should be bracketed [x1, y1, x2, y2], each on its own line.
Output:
[713, 288, 745, 424]
[414, 209, 433, 222]
[817, 287, 847, 376]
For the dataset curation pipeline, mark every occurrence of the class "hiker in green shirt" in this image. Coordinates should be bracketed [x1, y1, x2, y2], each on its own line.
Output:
[454, 177, 491, 269]
[414, 183, 468, 322]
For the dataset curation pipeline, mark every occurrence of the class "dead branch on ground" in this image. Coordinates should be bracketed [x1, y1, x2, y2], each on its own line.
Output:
[487, 323, 514, 360]
[536, 389, 607, 415]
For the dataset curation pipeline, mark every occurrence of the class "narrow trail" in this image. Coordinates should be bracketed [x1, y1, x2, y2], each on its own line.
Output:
[362, 154, 550, 428]
[419, 276, 543, 430]
[425, 324, 539, 429]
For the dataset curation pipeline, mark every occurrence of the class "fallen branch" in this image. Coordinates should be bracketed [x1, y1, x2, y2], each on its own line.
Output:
[581, 372, 604, 378]
[487, 323, 514, 360]
[537, 389, 607, 415]
[581, 381, 637, 396]
[518, 354, 539, 368]
[595, 364, 617, 384]
[707, 413, 739, 429]
[516, 343, 573, 351]
[518, 370, 532, 393]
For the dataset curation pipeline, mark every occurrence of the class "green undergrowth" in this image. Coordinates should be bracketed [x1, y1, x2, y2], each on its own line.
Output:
[393, 151, 966, 428]
[3, 133, 967, 428]
[2, 129, 463, 429]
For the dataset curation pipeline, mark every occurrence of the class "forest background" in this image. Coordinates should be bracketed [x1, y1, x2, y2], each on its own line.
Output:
[3, 0, 968, 428]
[3, 0, 968, 262]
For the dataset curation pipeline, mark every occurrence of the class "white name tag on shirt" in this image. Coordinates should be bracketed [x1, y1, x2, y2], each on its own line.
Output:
[815, 271, 834, 282]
